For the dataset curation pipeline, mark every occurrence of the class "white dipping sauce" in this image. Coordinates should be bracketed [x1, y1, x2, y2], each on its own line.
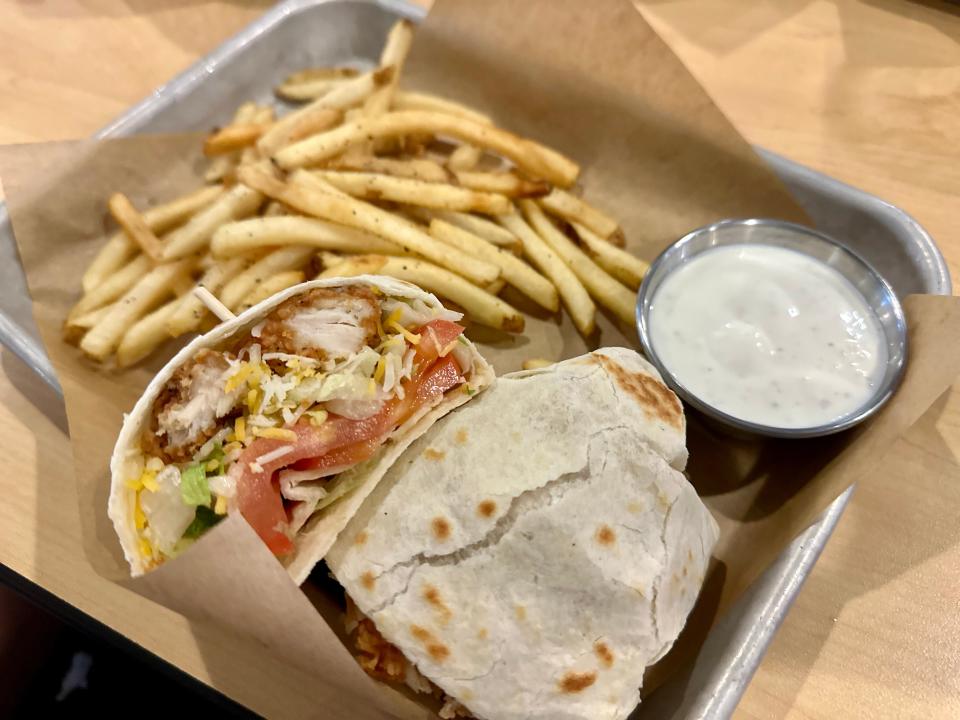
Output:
[649, 244, 888, 428]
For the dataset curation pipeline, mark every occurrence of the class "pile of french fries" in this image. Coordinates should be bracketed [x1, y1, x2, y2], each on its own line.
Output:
[66, 19, 649, 368]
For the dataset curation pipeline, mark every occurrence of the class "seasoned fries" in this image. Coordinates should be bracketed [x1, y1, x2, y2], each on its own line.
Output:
[428, 219, 558, 312]
[107, 193, 164, 262]
[538, 189, 624, 246]
[320, 256, 524, 333]
[69, 18, 642, 366]
[520, 200, 635, 326]
[498, 211, 596, 336]
[572, 221, 648, 289]
[211, 216, 397, 257]
[273, 111, 579, 187]
[314, 171, 512, 214]
[393, 92, 493, 125]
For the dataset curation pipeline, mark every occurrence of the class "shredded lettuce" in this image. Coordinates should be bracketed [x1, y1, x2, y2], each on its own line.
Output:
[180, 464, 211, 506]
[182, 506, 224, 540]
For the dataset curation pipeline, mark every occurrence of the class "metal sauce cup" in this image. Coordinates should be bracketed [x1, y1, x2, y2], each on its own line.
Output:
[636, 219, 908, 439]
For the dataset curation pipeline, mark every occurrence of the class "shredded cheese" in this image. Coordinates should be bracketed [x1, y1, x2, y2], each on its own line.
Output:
[140, 471, 159, 493]
[255, 445, 294, 466]
[374, 355, 387, 383]
[388, 320, 421, 345]
[247, 387, 260, 412]
[252, 427, 298, 442]
[368, 378, 377, 397]
[125, 478, 143, 491]
[205, 458, 220, 472]
[439, 339, 460, 357]
[214, 495, 228, 515]
[224, 363, 254, 393]
[138, 537, 153, 559]
[234, 416, 246, 444]
[134, 494, 146, 530]
[306, 409, 328, 427]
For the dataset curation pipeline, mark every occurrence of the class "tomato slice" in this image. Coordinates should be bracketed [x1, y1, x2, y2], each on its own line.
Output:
[415, 320, 464, 363]
[234, 354, 465, 556]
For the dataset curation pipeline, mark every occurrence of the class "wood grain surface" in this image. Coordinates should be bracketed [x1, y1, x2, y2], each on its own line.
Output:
[0, 1, 958, 718]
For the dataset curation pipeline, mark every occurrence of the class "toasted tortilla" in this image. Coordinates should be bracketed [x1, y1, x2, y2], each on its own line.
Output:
[109, 275, 494, 580]
[328, 347, 718, 720]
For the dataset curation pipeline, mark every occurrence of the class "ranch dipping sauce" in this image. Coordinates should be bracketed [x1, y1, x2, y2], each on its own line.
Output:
[648, 244, 888, 429]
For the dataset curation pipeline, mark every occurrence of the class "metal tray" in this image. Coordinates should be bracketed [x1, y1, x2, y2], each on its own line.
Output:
[0, 1, 950, 718]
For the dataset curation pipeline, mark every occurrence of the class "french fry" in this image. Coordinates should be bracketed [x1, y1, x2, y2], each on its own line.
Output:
[203, 123, 272, 156]
[239, 270, 306, 311]
[237, 165, 500, 286]
[519, 200, 635, 326]
[80, 259, 195, 361]
[166, 256, 250, 337]
[321, 255, 524, 333]
[254, 108, 341, 157]
[211, 216, 399, 257]
[219, 246, 315, 311]
[364, 19, 414, 117]
[107, 193, 164, 262]
[161, 184, 263, 261]
[276, 67, 359, 101]
[273, 110, 579, 187]
[82, 185, 223, 293]
[263, 201, 289, 217]
[206, 102, 257, 183]
[446, 144, 483, 171]
[116, 299, 181, 367]
[453, 170, 550, 198]
[63, 304, 112, 345]
[392, 92, 493, 125]
[239, 106, 276, 167]
[538, 189, 624, 246]
[314, 170, 512, 214]
[572, 221, 648, 290]
[258, 67, 394, 155]
[282, 66, 361, 85]
[497, 210, 595, 337]
[429, 219, 558, 312]
[70, 254, 152, 322]
[413, 208, 519, 249]
[485, 278, 507, 295]
[328, 155, 450, 183]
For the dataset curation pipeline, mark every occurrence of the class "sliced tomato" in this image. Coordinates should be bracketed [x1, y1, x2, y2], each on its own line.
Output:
[415, 320, 464, 363]
[235, 354, 465, 556]
[293, 436, 382, 475]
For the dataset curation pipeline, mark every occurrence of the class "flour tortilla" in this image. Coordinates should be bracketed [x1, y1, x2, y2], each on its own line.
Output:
[109, 275, 494, 580]
[328, 347, 718, 720]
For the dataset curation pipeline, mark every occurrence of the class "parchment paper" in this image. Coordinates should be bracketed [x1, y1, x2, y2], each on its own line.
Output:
[2, 0, 959, 716]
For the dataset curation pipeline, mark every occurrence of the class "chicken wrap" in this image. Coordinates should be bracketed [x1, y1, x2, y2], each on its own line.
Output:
[109, 276, 493, 580]
[327, 347, 719, 720]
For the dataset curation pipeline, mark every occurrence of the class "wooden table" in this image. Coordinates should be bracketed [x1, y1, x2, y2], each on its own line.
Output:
[1, 1, 958, 718]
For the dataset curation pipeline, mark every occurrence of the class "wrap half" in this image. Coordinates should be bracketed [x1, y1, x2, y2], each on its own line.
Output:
[109, 276, 494, 580]
[328, 347, 719, 720]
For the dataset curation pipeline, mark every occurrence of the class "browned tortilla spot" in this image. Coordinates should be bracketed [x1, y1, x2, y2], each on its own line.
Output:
[427, 643, 450, 662]
[515, 605, 526, 621]
[477, 628, 488, 640]
[455, 428, 469, 444]
[594, 641, 614, 668]
[627, 501, 643, 514]
[410, 624, 432, 643]
[424, 447, 445, 461]
[431, 516, 452, 541]
[590, 353, 682, 429]
[477, 499, 497, 518]
[559, 671, 597, 693]
[361, 571, 376, 591]
[423, 585, 453, 623]
[355, 530, 369, 546]
[595, 525, 616, 546]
